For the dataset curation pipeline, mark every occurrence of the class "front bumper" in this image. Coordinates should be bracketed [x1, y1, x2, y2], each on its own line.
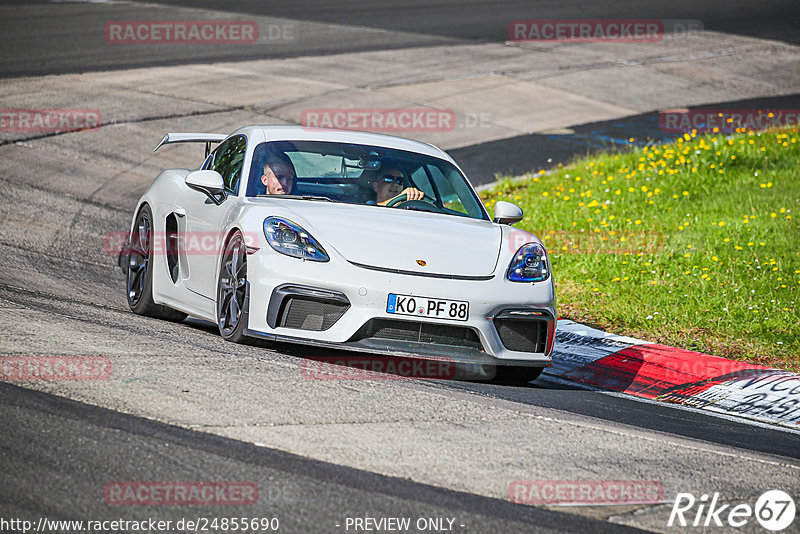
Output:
[243, 249, 556, 367]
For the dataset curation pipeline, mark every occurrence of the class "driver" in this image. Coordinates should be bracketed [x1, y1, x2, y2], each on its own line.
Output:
[261, 152, 296, 195]
[366, 166, 424, 206]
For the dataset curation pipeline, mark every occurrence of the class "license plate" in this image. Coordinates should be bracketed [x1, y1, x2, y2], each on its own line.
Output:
[386, 293, 469, 322]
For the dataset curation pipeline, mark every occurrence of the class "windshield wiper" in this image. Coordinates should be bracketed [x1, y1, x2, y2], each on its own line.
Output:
[257, 195, 333, 202]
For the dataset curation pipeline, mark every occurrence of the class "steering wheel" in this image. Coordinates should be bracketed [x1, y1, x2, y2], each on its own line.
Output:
[386, 193, 438, 209]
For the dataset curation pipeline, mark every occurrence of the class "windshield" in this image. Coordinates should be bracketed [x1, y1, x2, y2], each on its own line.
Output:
[245, 140, 489, 220]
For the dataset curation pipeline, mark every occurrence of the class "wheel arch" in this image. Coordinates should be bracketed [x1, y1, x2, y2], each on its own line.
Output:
[214, 225, 247, 302]
[215, 226, 252, 342]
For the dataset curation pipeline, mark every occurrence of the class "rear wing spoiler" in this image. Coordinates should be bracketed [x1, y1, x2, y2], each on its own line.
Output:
[154, 133, 228, 157]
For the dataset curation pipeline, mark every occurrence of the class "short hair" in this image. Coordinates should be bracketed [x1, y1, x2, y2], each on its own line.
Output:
[263, 151, 295, 175]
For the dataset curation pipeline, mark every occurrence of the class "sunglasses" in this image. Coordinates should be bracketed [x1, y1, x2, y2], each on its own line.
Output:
[380, 174, 403, 185]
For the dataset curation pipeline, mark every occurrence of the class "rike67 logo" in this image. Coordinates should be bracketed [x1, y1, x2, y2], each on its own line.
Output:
[669, 490, 795, 531]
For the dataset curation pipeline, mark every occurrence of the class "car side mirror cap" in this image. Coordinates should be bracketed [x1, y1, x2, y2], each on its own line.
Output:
[493, 201, 523, 225]
[186, 170, 225, 204]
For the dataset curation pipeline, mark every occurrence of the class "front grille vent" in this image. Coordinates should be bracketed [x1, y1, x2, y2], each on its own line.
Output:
[279, 297, 349, 331]
[350, 319, 483, 350]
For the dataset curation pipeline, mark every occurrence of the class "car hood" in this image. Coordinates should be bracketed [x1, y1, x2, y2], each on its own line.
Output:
[269, 201, 502, 277]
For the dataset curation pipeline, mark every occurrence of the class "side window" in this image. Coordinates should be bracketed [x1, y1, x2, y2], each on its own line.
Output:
[209, 136, 247, 194]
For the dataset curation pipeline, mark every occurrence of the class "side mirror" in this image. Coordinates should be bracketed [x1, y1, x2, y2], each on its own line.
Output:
[186, 170, 225, 205]
[493, 201, 523, 225]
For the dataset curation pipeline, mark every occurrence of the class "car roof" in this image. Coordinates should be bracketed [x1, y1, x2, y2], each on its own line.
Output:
[232, 125, 455, 163]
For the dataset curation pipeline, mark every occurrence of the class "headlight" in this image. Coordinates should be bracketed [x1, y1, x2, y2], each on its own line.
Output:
[507, 243, 549, 282]
[263, 217, 329, 262]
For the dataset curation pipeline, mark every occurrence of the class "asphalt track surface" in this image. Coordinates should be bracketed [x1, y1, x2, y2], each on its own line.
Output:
[2, 0, 799, 184]
[2, 1, 800, 532]
[155, 0, 800, 45]
[1, 382, 645, 534]
[1, 0, 798, 78]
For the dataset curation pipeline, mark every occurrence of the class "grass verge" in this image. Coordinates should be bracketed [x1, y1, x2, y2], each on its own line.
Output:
[480, 126, 799, 372]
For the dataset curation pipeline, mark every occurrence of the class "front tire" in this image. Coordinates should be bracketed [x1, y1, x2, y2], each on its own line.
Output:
[126, 204, 187, 322]
[217, 231, 249, 343]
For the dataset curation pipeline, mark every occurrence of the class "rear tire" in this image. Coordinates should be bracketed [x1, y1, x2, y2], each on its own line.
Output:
[125, 204, 187, 322]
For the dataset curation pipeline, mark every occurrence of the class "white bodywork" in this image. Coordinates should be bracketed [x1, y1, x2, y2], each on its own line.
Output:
[129, 125, 556, 366]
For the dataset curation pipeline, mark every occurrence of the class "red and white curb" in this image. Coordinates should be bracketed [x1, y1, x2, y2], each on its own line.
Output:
[546, 320, 800, 429]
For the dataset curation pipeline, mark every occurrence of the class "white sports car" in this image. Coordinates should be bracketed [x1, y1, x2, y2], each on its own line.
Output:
[120, 125, 555, 382]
